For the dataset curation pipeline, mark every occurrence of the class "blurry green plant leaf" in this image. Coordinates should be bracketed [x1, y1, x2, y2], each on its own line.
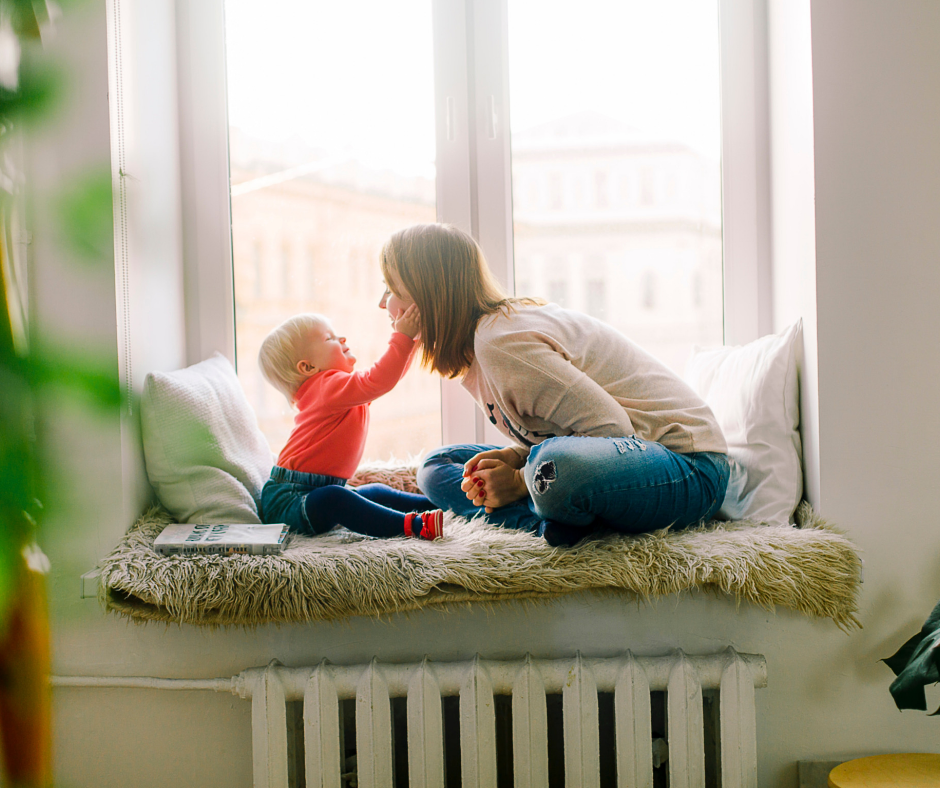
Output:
[8, 0, 48, 39]
[0, 361, 40, 626]
[56, 169, 113, 264]
[0, 56, 59, 124]
[2, 344, 122, 411]
[0, 341, 122, 553]
[37, 350, 123, 410]
[884, 600, 940, 713]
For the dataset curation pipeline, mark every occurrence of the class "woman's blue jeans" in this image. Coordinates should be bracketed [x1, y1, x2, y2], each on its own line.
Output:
[416, 436, 730, 536]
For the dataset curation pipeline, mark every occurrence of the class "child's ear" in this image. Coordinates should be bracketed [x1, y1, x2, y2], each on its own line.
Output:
[297, 359, 318, 376]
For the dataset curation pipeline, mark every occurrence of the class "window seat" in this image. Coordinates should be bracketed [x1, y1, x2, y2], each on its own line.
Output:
[99, 468, 861, 631]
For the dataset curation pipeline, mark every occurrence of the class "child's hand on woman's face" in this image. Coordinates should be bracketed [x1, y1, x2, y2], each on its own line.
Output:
[392, 304, 421, 339]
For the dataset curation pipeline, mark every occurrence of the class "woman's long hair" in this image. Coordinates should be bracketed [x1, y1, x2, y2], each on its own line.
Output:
[380, 224, 539, 378]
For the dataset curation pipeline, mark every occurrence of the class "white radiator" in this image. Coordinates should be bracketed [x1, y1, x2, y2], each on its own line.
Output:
[231, 648, 766, 788]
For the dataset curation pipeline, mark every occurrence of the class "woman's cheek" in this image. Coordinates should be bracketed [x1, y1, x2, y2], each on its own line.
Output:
[386, 293, 408, 318]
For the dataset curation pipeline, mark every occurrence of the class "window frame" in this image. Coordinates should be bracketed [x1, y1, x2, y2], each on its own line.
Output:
[175, 0, 237, 367]
[175, 0, 772, 446]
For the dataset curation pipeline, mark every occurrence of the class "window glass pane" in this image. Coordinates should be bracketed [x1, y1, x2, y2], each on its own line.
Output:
[225, 0, 440, 462]
[508, 0, 724, 373]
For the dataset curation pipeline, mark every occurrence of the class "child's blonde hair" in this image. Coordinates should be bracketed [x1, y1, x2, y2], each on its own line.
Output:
[258, 313, 326, 403]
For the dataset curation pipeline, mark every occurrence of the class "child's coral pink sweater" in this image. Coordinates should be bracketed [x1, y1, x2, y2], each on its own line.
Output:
[277, 332, 415, 478]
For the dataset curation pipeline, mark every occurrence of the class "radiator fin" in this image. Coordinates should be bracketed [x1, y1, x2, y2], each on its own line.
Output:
[667, 651, 706, 788]
[407, 658, 445, 788]
[615, 651, 653, 788]
[563, 652, 600, 787]
[720, 648, 758, 788]
[303, 662, 341, 788]
[356, 659, 393, 788]
[511, 654, 549, 788]
[253, 662, 290, 788]
[459, 655, 498, 787]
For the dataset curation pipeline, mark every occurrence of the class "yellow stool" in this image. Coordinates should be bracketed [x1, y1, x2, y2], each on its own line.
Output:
[829, 754, 940, 787]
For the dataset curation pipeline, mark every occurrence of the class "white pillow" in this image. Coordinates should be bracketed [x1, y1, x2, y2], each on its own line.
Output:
[684, 320, 803, 525]
[140, 353, 274, 524]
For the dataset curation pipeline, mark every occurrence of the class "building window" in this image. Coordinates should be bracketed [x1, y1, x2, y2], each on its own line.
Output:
[619, 173, 634, 204]
[549, 173, 564, 210]
[666, 172, 679, 202]
[640, 168, 655, 206]
[526, 180, 540, 211]
[252, 241, 263, 299]
[641, 270, 656, 310]
[594, 171, 608, 208]
[255, 375, 269, 419]
[548, 279, 568, 307]
[586, 279, 605, 318]
[693, 269, 703, 308]
[305, 247, 317, 299]
[572, 177, 584, 209]
[281, 243, 291, 298]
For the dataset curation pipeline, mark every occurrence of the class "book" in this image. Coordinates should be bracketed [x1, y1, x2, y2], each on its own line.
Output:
[153, 523, 290, 556]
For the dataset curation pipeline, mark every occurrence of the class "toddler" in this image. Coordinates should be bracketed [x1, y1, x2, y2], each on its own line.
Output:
[258, 306, 443, 540]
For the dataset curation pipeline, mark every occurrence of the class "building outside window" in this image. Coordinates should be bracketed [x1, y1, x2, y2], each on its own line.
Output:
[280, 243, 291, 298]
[548, 279, 569, 308]
[620, 172, 634, 205]
[549, 172, 565, 211]
[640, 167, 655, 206]
[641, 270, 657, 310]
[594, 170, 609, 209]
[586, 279, 606, 319]
[252, 241, 263, 299]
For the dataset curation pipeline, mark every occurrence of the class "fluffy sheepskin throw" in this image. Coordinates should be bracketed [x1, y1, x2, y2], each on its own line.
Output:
[100, 465, 862, 630]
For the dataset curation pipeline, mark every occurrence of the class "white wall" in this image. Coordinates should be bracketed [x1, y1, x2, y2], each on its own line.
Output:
[26, 0, 127, 606]
[810, 0, 940, 750]
[767, 0, 940, 773]
[40, 1, 940, 787]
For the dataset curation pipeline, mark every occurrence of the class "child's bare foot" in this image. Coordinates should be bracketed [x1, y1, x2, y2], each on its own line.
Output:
[404, 510, 445, 541]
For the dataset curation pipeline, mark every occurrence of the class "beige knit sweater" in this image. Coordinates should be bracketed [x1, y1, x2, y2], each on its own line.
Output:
[460, 303, 728, 456]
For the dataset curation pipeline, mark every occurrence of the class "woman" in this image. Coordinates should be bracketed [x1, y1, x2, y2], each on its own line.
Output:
[378, 223, 730, 545]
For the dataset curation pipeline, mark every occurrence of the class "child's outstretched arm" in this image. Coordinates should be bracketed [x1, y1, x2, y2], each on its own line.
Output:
[318, 307, 420, 407]
[392, 304, 421, 340]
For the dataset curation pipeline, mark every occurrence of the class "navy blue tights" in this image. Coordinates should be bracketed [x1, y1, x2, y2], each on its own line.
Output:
[302, 483, 432, 537]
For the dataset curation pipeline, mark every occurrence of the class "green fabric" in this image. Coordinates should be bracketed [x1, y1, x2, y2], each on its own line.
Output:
[884, 600, 940, 713]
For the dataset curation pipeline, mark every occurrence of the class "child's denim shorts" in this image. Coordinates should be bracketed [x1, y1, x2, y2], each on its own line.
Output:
[260, 466, 347, 531]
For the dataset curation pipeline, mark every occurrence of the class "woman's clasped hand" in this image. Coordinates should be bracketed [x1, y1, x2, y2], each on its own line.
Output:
[459, 447, 528, 513]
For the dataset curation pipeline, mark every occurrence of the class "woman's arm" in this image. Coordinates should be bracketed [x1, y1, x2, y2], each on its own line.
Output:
[478, 334, 635, 438]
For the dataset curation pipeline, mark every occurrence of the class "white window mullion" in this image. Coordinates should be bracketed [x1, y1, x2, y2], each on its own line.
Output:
[468, 0, 514, 294]
[176, 0, 236, 367]
[718, 0, 772, 345]
[467, 0, 514, 447]
[433, 0, 495, 445]
[433, 0, 473, 235]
